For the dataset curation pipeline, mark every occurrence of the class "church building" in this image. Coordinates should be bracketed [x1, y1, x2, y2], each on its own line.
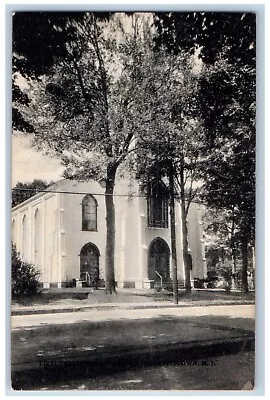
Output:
[11, 178, 207, 289]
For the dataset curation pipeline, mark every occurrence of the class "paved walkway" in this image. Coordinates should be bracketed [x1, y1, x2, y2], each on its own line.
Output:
[11, 288, 255, 316]
[12, 304, 255, 329]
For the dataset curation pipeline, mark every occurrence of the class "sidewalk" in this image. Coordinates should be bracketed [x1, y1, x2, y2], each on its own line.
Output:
[11, 288, 255, 316]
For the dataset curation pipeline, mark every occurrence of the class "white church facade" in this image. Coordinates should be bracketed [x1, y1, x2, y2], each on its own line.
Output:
[11, 179, 207, 289]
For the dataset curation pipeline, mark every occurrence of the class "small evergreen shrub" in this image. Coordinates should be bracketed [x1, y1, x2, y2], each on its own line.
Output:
[11, 244, 41, 298]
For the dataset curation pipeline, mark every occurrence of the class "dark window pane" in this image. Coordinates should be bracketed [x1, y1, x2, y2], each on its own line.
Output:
[82, 195, 97, 231]
[147, 181, 168, 228]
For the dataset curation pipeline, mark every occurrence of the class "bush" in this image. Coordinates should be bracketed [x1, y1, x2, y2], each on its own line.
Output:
[193, 278, 206, 289]
[11, 245, 41, 298]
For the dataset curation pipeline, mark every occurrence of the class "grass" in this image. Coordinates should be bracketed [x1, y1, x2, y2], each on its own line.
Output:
[150, 289, 255, 301]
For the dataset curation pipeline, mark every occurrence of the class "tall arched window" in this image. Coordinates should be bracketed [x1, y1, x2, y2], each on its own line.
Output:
[34, 209, 42, 266]
[147, 180, 168, 228]
[22, 214, 27, 258]
[12, 220, 15, 243]
[82, 195, 97, 231]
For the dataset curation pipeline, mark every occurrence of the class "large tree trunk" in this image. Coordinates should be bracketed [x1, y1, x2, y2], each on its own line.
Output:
[241, 236, 249, 293]
[105, 163, 117, 294]
[168, 163, 178, 304]
[179, 166, 191, 293]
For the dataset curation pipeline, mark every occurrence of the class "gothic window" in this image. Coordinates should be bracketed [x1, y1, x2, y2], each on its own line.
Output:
[82, 195, 97, 231]
[147, 180, 168, 228]
[12, 219, 15, 243]
[22, 214, 27, 258]
[34, 209, 42, 266]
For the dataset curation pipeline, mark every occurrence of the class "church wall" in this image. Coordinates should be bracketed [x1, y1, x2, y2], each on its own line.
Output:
[11, 192, 61, 287]
[59, 180, 107, 283]
[187, 203, 207, 280]
[11, 179, 206, 289]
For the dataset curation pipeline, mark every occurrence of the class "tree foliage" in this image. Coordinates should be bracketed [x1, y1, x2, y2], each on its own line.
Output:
[154, 12, 255, 67]
[13, 12, 71, 132]
[14, 12, 154, 293]
[154, 12, 256, 292]
[11, 244, 41, 298]
[200, 57, 255, 293]
[127, 46, 205, 292]
[12, 12, 112, 132]
[202, 207, 239, 279]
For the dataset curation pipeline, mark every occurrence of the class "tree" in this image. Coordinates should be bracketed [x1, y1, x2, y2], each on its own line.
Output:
[199, 57, 255, 293]
[154, 12, 255, 67]
[13, 12, 70, 132]
[12, 12, 112, 132]
[129, 47, 204, 294]
[11, 244, 41, 298]
[154, 12, 255, 293]
[14, 12, 153, 294]
[202, 207, 241, 286]
[12, 179, 54, 207]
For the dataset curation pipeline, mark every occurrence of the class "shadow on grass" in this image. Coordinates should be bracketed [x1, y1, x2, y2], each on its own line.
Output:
[12, 291, 90, 306]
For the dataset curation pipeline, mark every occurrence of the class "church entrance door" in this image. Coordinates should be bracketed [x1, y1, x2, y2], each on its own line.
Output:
[80, 243, 100, 288]
[148, 238, 170, 284]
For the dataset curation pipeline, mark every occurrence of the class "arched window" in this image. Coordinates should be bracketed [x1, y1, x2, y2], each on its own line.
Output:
[147, 180, 168, 228]
[22, 214, 27, 258]
[82, 195, 97, 231]
[34, 209, 42, 266]
[12, 220, 15, 243]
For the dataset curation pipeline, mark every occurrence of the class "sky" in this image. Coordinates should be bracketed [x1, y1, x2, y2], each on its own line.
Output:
[12, 134, 64, 186]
